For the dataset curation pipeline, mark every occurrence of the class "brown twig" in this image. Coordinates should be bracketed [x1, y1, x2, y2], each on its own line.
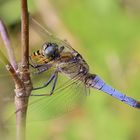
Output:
[14, 0, 32, 140]
[0, 20, 24, 93]
[21, 0, 29, 67]
[0, 19, 27, 140]
[0, 0, 32, 140]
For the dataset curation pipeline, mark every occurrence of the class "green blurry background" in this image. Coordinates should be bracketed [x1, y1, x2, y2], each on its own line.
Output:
[0, 0, 140, 140]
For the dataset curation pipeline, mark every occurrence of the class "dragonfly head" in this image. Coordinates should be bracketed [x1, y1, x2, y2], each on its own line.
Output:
[42, 42, 60, 60]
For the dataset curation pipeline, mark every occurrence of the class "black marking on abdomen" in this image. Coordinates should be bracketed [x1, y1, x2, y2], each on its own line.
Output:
[37, 50, 41, 55]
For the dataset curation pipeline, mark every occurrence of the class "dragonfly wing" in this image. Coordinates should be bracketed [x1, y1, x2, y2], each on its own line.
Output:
[29, 16, 77, 53]
[26, 73, 87, 122]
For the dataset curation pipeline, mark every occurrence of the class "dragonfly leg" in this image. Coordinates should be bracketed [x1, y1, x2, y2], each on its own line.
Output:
[34, 67, 49, 75]
[29, 62, 48, 69]
[30, 63, 50, 75]
[49, 72, 58, 95]
[31, 72, 58, 96]
[33, 72, 56, 90]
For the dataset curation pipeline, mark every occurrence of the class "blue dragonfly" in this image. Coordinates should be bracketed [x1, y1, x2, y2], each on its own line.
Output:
[1, 16, 140, 123]
[2, 15, 139, 140]
[28, 16, 140, 118]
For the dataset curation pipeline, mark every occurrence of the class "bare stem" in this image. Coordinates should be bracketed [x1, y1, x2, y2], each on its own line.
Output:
[21, 0, 29, 67]
[14, 0, 32, 140]
[0, 20, 17, 70]
[0, 0, 32, 140]
[0, 14, 26, 140]
[5, 65, 26, 140]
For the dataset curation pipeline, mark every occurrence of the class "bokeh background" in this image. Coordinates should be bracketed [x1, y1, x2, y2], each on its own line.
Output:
[0, 0, 140, 140]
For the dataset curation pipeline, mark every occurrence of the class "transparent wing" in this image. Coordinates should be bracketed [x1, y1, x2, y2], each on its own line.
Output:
[2, 75, 83, 125]
[26, 73, 88, 122]
[29, 15, 77, 53]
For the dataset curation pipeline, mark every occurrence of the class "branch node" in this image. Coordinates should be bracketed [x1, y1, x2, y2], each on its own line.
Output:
[6, 64, 12, 71]
[14, 88, 25, 98]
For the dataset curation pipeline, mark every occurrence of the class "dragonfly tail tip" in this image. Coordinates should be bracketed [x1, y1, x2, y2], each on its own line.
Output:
[135, 101, 140, 109]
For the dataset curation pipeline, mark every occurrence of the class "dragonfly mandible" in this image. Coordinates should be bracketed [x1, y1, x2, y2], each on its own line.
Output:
[28, 16, 140, 120]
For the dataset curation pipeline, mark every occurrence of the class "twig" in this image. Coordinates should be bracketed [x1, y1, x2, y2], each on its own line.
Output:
[14, 0, 32, 140]
[0, 20, 24, 90]
[6, 64, 24, 89]
[0, 20, 17, 70]
[0, 0, 32, 140]
[0, 19, 27, 140]
[21, 0, 29, 67]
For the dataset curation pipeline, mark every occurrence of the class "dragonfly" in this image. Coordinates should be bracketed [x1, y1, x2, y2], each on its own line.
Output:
[1, 16, 140, 122]
[28, 16, 140, 116]
[28, 16, 140, 117]
[3, 16, 140, 122]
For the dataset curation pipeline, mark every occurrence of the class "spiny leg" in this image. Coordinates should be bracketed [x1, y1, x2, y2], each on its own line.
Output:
[33, 72, 56, 90]
[31, 72, 58, 96]
[29, 63, 47, 69]
[34, 67, 49, 75]
[49, 72, 58, 95]
[29, 63, 50, 76]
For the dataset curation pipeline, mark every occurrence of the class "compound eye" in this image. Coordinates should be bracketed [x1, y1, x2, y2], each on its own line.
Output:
[42, 43, 59, 59]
